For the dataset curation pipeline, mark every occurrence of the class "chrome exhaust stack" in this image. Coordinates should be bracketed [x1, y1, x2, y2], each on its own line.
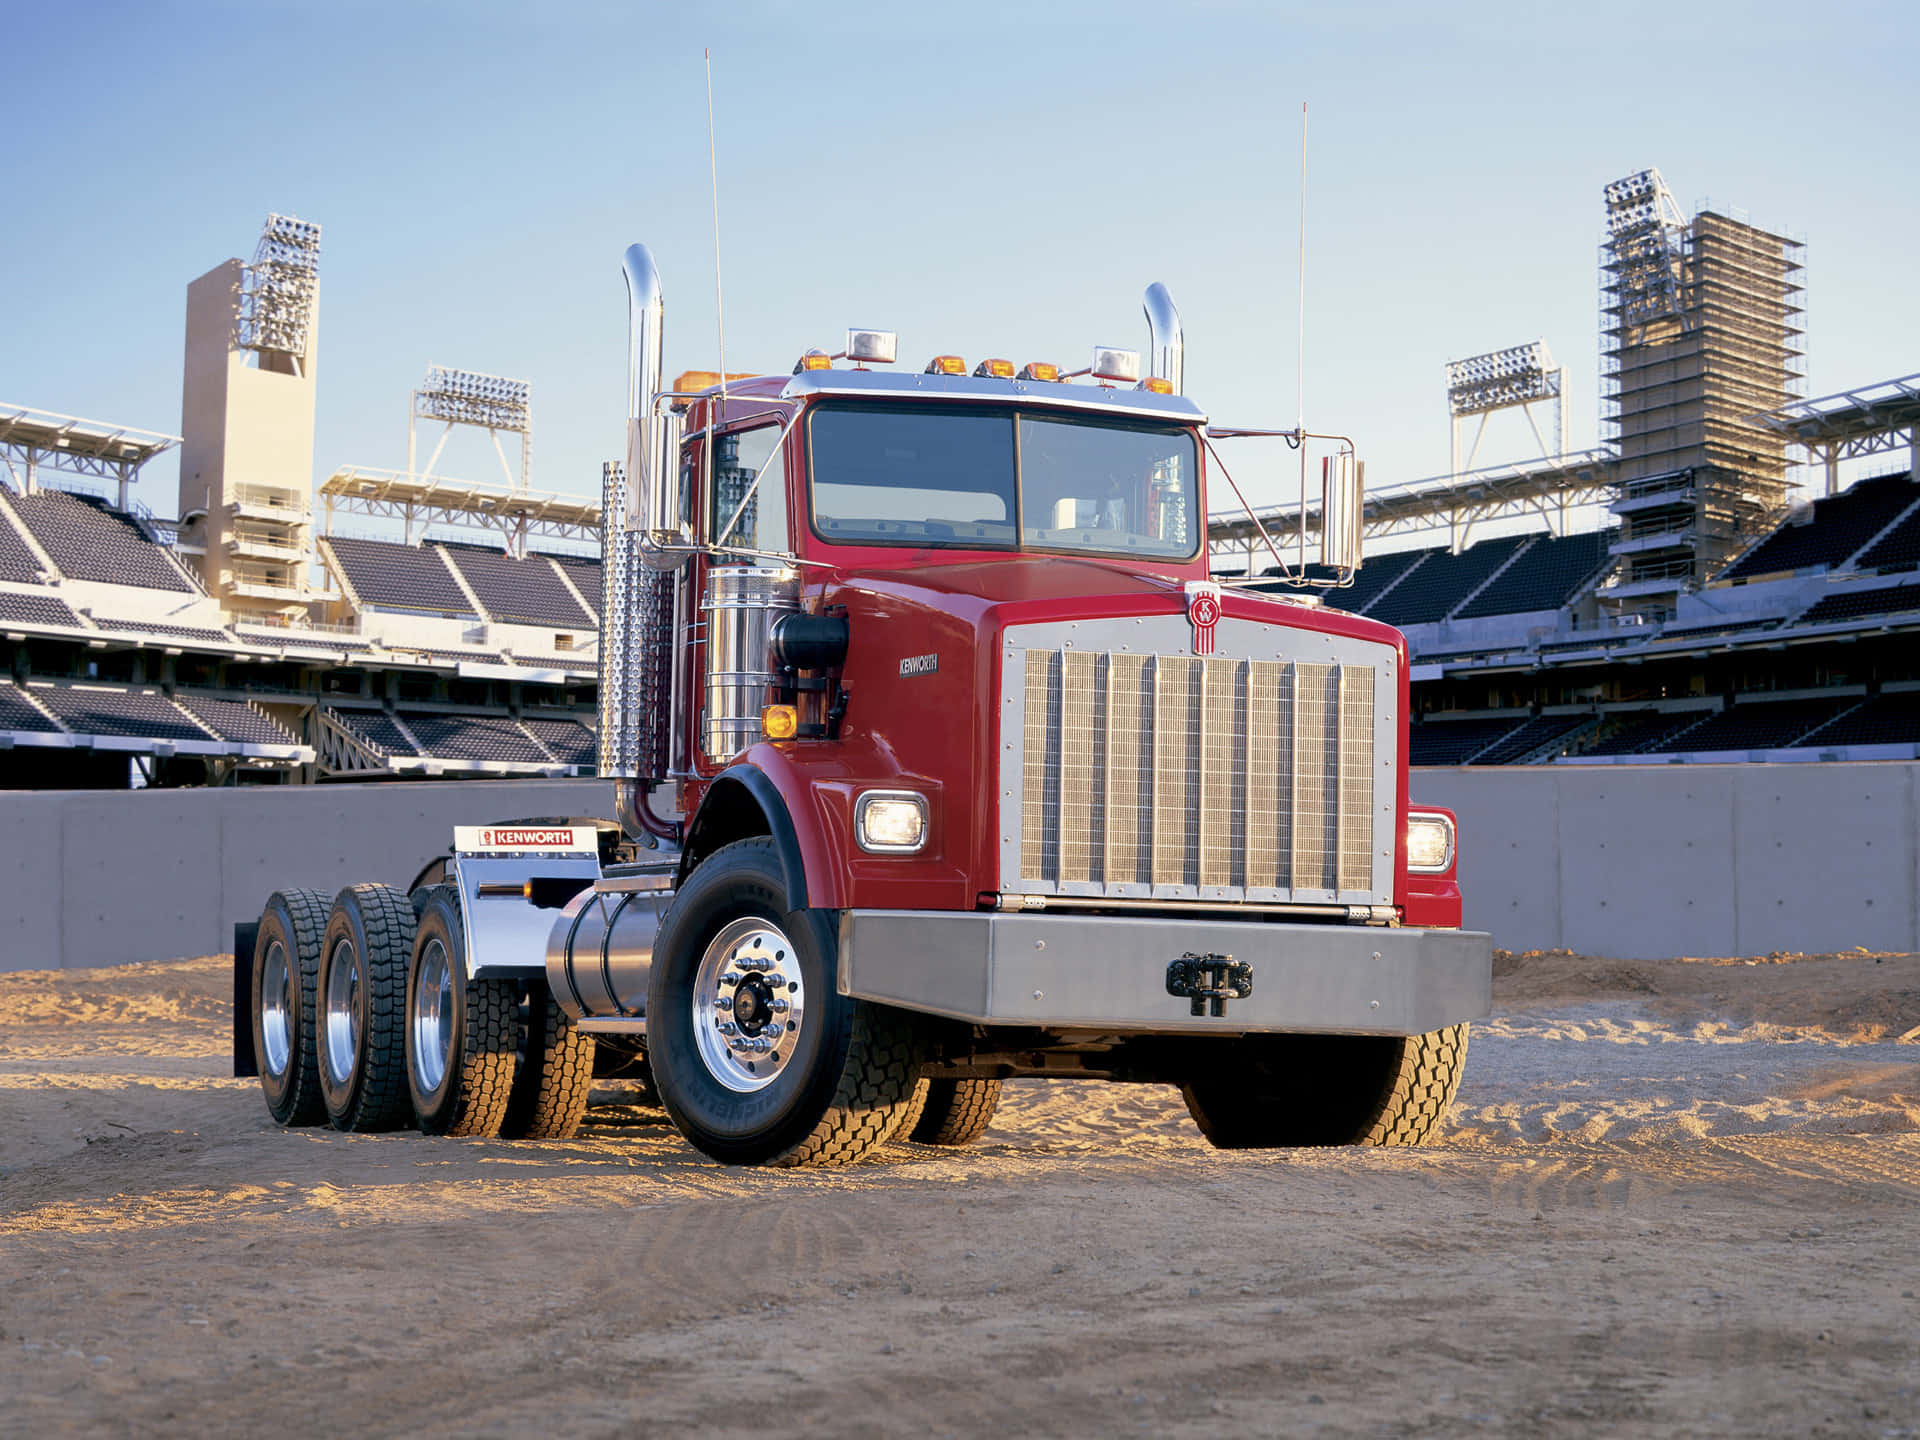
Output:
[604, 244, 681, 840]
[1143, 282, 1183, 395]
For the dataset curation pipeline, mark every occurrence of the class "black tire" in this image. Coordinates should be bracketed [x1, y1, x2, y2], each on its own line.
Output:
[252, 888, 329, 1127]
[907, 1078, 1002, 1147]
[1181, 1023, 1471, 1149]
[647, 837, 921, 1167]
[316, 883, 417, 1132]
[500, 978, 595, 1140]
[406, 886, 518, 1137]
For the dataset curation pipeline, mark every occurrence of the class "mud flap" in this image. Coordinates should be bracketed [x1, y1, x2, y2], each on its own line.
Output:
[232, 921, 259, 1079]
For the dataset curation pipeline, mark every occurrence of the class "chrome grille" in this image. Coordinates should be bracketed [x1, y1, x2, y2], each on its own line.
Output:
[1013, 647, 1385, 902]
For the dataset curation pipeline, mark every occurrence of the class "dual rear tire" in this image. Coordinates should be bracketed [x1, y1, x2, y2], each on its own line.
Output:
[254, 882, 595, 1140]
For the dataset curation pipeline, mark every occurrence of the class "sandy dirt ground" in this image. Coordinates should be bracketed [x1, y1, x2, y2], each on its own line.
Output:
[2, 949, 1918, 1438]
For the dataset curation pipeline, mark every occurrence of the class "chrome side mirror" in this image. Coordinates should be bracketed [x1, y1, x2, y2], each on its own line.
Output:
[1321, 454, 1363, 571]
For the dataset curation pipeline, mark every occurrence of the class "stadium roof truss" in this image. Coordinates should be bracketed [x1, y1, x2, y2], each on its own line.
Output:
[1207, 448, 1619, 567]
[1753, 373, 1920, 495]
[0, 403, 180, 509]
[320, 467, 600, 555]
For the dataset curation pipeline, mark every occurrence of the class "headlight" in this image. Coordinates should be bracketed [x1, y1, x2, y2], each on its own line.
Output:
[1405, 812, 1456, 873]
[855, 790, 928, 854]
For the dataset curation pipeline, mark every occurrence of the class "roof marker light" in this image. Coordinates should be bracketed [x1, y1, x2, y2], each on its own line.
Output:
[924, 355, 967, 376]
[1019, 361, 1061, 382]
[1137, 376, 1174, 395]
[793, 349, 832, 374]
[974, 358, 1016, 379]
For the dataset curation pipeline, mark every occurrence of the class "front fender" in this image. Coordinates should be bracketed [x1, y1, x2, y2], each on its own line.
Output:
[679, 762, 820, 909]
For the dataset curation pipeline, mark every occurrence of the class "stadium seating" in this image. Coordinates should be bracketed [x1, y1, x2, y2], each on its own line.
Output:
[1581, 711, 1714, 756]
[1408, 715, 1526, 766]
[0, 508, 46, 583]
[1721, 474, 1919, 579]
[1652, 695, 1859, 752]
[1268, 547, 1427, 615]
[327, 706, 421, 757]
[1366, 535, 1528, 627]
[29, 683, 211, 741]
[1855, 501, 1920, 570]
[438, 543, 594, 628]
[4, 489, 192, 592]
[0, 681, 61, 733]
[1791, 691, 1920, 748]
[1654, 616, 1781, 642]
[1455, 531, 1613, 619]
[174, 695, 300, 747]
[0, 592, 85, 628]
[523, 715, 595, 767]
[1795, 584, 1920, 626]
[401, 713, 554, 765]
[92, 616, 234, 645]
[324, 536, 473, 615]
[551, 555, 601, 599]
[1472, 714, 1591, 765]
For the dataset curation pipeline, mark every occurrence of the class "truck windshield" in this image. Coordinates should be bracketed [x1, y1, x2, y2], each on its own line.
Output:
[807, 401, 1197, 559]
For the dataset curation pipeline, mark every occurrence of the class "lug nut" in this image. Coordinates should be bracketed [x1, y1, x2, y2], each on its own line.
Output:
[771, 998, 789, 1013]
[715, 996, 733, 1011]
[721, 973, 742, 987]
[718, 1021, 737, 1035]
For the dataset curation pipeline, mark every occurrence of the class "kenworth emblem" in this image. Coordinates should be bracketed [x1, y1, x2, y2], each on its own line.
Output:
[900, 653, 939, 677]
[1184, 580, 1222, 655]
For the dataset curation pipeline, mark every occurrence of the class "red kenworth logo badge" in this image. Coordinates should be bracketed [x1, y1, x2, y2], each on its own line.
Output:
[1185, 581, 1223, 655]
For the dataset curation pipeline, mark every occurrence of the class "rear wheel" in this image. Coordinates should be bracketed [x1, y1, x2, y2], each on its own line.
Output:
[253, 888, 329, 1127]
[1181, 1024, 1471, 1149]
[316, 883, 417, 1132]
[907, 1078, 1001, 1147]
[647, 838, 921, 1167]
[406, 886, 518, 1137]
[500, 979, 595, 1140]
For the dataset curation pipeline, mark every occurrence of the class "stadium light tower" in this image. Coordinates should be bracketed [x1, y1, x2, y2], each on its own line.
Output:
[409, 365, 533, 491]
[1602, 168, 1689, 345]
[234, 214, 322, 374]
[1446, 339, 1568, 477]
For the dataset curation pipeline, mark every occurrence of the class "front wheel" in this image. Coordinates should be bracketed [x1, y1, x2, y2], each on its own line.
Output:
[646, 838, 921, 1167]
[1181, 1024, 1471, 1149]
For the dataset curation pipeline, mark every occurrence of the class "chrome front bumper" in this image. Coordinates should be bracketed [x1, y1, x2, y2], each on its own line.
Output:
[836, 910, 1491, 1037]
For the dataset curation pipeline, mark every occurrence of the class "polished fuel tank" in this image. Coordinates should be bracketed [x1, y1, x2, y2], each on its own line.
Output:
[544, 883, 673, 1021]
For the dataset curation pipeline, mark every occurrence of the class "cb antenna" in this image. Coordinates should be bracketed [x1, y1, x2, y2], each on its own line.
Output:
[1296, 100, 1308, 575]
[705, 48, 728, 457]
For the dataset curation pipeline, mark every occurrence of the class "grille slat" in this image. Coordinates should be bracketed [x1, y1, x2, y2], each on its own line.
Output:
[1012, 644, 1380, 903]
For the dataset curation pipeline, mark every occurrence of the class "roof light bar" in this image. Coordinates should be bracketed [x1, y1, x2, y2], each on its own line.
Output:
[924, 355, 967, 376]
[973, 358, 1015, 379]
[1020, 361, 1061, 382]
[1137, 377, 1173, 395]
[793, 349, 832, 374]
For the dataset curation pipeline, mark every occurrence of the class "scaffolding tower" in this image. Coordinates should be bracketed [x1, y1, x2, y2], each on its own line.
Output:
[1598, 168, 1804, 615]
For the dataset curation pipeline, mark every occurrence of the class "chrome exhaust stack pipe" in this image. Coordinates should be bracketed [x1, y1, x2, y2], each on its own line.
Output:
[1143, 282, 1183, 395]
[605, 244, 680, 841]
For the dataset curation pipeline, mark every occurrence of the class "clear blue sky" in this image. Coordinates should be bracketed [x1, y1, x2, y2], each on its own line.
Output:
[3, 0, 1915, 523]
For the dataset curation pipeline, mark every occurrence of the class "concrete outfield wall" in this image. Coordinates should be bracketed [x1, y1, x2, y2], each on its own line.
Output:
[4, 765, 1912, 972]
[1414, 762, 1920, 960]
[0, 779, 616, 973]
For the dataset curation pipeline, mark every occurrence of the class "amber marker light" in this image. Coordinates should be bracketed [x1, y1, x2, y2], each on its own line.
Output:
[1138, 376, 1174, 394]
[973, 358, 1016, 379]
[924, 354, 968, 375]
[792, 349, 833, 373]
[1019, 361, 1061, 381]
[761, 704, 799, 740]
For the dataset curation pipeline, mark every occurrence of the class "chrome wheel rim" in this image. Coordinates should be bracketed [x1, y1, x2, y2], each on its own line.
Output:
[692, 917, 805, 1094]
[323, 937, 362, 1088]
[411, 937, 454, 1096]
[259, 938, 293, 1078]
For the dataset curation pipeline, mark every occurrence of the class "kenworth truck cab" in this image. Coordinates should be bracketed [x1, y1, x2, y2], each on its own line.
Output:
[236, 242, 1491, 1166]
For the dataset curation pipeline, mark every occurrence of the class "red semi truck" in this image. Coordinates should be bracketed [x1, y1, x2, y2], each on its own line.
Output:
[237, 243, 1490, 1166]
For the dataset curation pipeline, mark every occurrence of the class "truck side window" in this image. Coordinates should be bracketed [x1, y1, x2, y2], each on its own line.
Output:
[710, 424, 789, 558]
